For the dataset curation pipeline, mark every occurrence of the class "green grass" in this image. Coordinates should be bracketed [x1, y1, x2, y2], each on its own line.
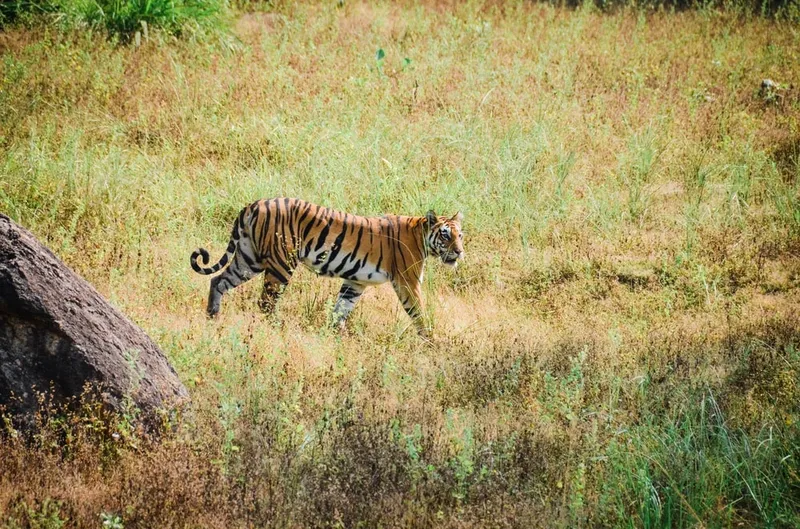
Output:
[1, 0, 799, 527]
[0, 0, 223, 37]
[602, 390, 800, 527]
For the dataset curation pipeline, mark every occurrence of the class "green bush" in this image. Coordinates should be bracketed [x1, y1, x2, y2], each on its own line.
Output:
[0, 0, 224, 37]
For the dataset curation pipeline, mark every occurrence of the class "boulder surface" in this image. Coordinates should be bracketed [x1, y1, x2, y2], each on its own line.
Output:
[0, 214, 188, 421]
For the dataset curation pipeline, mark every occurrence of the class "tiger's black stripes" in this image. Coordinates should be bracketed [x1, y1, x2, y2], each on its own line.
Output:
[190, 209, 244, 275]
[190, 198, 464, 336]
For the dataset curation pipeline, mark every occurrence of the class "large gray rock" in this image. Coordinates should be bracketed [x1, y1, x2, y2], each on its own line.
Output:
[0, 214, 188, 422]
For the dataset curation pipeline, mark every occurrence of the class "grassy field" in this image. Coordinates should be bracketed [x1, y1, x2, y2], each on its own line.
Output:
[1, 1, 800, 527]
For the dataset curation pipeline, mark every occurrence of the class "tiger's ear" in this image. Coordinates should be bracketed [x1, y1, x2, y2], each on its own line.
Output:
[426, 210, 438, 227]
[451, 211, 464, 224]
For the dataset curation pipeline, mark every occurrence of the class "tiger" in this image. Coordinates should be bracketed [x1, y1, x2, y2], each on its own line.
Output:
[190, 198, 465, 336]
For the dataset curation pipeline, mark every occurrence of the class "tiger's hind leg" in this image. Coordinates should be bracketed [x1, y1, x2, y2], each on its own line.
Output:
[332, 280, 368, 331]
[258, 268, 293, 314]
[207, 251, 264, 318]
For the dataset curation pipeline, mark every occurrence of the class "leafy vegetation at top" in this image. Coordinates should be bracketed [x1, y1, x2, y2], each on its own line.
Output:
[1, 0, 799, 39]
[0, 0, 223, 37]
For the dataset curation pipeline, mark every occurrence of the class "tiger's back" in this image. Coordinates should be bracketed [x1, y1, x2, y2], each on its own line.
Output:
[254, 198, 425, 284]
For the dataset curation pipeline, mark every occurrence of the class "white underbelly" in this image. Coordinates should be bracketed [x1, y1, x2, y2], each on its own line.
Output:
[348, 269, 390, 284]
[300, 252, 389, 284]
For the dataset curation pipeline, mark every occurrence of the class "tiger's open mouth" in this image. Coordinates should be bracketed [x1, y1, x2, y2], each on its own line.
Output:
[442, 256, 459, 266]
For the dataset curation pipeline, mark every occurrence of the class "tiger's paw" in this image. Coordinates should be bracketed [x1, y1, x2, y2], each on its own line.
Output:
[417, 328, 433, 343]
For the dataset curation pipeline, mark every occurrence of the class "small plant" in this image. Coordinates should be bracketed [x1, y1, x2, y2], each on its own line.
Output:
[620, 126, 661, 225]
[6, 499, 67, 529]
[374, 47, 385, 75]
[101, 512, 124, 529]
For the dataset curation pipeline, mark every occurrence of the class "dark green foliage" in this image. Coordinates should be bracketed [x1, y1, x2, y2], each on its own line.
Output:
[0, 1, 56, 25]
[0, 0, 223, 37]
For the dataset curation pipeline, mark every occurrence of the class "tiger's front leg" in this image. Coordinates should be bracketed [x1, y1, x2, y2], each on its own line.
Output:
[392, 280, 430, 338]
[332, 280, 368, 330]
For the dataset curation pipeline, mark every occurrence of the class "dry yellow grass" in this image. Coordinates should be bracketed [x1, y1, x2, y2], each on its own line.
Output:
[1, 1, 799, 527]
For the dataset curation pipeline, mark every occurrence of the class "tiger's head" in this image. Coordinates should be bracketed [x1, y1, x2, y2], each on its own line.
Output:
[425, 210, 465, 267]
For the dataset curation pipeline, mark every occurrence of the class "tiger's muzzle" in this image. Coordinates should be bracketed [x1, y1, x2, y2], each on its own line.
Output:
[442, 249, 464, 267]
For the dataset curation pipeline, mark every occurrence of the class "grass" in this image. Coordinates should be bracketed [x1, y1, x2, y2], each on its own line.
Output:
[1, 0, 800, 527]
[0, 0, 223, 37]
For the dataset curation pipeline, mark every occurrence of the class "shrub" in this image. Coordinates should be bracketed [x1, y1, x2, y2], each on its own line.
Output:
[0, 0, 224, 37]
